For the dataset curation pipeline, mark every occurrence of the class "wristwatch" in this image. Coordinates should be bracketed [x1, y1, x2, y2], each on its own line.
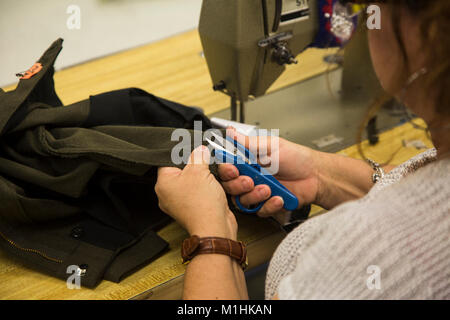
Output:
[181, 235, 248, 270]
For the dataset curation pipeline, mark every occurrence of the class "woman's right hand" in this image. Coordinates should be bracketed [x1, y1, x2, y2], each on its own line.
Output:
[218, 128, 322, 217]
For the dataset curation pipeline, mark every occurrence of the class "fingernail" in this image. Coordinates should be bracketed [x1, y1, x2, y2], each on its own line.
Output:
[242, 178, 250, 189]
[192, 145, 209, 164]
[275, 197, 284, 207]
[226, 127, 237, 138]
[195, 145, 206, 154]
[229, 167, 238, 178]
[259, 186, 270, 197]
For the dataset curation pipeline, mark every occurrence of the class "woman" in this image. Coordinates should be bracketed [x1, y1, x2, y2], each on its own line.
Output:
[155, 0, 449, 299]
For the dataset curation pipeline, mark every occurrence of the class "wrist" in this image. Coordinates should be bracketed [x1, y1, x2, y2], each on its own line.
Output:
[189, 229, 237, 241]
[187, 210, 237, 241]
[311, 151, 379, 209]
[310, 149, 329, 208]
[182, 235, 248, 270]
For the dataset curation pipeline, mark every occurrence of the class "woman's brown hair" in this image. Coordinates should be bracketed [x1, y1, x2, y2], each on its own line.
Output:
[350, 0, 450, 162]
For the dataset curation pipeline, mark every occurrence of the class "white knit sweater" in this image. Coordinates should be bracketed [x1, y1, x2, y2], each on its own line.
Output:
[265, 149, 450, 299]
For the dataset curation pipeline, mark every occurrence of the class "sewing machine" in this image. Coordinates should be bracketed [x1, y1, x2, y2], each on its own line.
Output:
[199, 0, 319, 122]
[199, 0, 402, 155]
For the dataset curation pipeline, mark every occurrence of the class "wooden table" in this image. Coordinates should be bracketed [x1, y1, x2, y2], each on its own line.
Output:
[0, 29, 434, 300]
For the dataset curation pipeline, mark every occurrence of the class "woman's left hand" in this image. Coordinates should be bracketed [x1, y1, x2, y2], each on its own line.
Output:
[155, 145, 238, 240]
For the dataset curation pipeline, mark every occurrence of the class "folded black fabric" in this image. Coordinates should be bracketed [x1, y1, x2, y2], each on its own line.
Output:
[0, 38, 213, 288]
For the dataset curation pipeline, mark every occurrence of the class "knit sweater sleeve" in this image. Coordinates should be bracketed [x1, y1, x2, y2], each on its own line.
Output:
[266, 149, 450, 299]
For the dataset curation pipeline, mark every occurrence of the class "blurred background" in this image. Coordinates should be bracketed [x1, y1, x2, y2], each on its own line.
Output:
[0, 0, 202, 87]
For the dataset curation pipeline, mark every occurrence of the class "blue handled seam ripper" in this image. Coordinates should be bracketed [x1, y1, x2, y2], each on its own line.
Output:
[206, 132, 299, 214]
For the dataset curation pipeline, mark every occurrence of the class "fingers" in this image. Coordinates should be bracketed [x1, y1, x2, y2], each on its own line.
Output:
[236, 184, 271, 205]
[226, 127, 272, 157]
[257, 196, 285, 218]
[186, 145, 211, 168]
[155, 166, 181, 204]
[218, 164, 239, 181]
[159, 146, 211, 184]
[221, 175, 255, 195]
[234, 190, 285, 218]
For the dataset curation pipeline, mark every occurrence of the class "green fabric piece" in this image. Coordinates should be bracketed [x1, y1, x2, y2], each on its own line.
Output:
[0, 38, 222, 288]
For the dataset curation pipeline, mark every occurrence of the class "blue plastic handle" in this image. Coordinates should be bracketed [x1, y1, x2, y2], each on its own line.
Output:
[214, 149, 299, 214]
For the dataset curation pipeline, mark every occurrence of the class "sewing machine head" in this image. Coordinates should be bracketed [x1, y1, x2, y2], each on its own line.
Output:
[199, 0, 319, 103]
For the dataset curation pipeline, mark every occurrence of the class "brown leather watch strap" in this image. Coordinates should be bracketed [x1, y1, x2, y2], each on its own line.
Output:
[181, 235, 248, 270]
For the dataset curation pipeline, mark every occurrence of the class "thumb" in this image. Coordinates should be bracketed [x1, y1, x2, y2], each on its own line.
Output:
[186, 145, 211, 168]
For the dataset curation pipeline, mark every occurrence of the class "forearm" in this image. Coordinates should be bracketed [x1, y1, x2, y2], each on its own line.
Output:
[182, 216, 248, 300]
[314, 150, 391, 209]
[183, 254, 248, 300]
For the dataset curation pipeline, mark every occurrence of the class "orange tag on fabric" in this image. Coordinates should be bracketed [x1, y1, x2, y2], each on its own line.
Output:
[19, 63, 43, 80]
